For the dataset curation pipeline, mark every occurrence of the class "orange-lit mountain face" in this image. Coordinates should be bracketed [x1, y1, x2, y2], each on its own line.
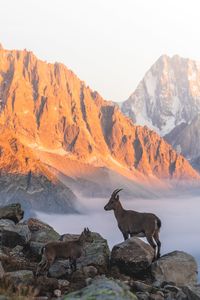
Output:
[0, 48, 199, 210]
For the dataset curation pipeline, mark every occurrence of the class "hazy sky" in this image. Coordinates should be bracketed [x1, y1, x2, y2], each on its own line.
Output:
[0, 0, 200, 101]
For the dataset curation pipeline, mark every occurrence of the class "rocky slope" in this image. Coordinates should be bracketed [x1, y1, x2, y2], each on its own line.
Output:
[122, 54, 200, 136]
[0, 47, 199, 211]
[0, 130, 77, 213]
[164, 114, 200, 172]
[164, 114, 200, 159]
[0, 203, 199, 300]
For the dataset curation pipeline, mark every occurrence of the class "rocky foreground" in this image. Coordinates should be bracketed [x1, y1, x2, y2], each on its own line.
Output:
[0, 203, 199, 300]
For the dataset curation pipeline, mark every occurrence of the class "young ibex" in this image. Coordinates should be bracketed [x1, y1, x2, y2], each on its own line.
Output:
[36, 228, 93, 275]
[104, 189, 161, 259]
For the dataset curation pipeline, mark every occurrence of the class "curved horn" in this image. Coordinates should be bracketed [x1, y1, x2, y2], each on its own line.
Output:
[112, 188, 123, 196]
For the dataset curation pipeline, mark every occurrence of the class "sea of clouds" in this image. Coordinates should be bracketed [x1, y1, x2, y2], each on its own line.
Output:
[36, 193, 200, 280]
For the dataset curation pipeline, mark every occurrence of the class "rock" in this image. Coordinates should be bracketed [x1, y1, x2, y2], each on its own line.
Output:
[151, 251, 198, 286]
[182, 285, 200, 300]
[131, 280, 152, 293]
[5, 270, 34, 285]
[85, 277, 92, 285]
[0, 203, 24, 223]
[0, 261, 5, 279]
[1, 230, 24, 248]
[54, 289, 61, 297]
[29, 241, 45, 258]
[1, 246, 37, 273]
[149, 292, 164, 300]
[163, 284, 182, 294]
[0, 248, 9, 262]
[155, 291, 164, 297]
[136, 292, 150, 300]
[137, 292, 150, 300]
[62, 232, 110, 273]
[48, 260, 70, 278]
[26, 218, 60, 243]
[57, 280, 70, 298]
[0, 219, 15, 227]
[111, 237, 154, 276]
[58, 279, 70, 288]
[64, 276, 137, 300]
[0, 221, 31, 247]
[1, 230, 26, 248]
[175, 290, 187, 300]
[70, 269, 89, 290]
[0, 297, 9, 300]
[160, 281, 176, 288]
[35, 276, 59, 296]
[82, 265, 98, 278]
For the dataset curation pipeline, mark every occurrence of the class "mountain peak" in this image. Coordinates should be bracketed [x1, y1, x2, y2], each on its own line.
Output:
[122, 53, 200, 136]
[0, 43, 4, 50]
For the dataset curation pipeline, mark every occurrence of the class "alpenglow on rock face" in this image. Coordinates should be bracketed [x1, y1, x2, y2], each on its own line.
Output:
[0, 45, 199, 205]
[122, 55, 200, 136]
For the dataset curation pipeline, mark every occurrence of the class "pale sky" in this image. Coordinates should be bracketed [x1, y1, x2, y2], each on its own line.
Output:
[0, 0, 200, 102]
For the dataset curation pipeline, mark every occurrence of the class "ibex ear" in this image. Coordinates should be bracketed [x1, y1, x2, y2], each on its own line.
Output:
[115, 195, 119, 201]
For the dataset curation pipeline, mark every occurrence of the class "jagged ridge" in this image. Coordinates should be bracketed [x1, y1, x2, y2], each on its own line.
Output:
[122, 55, 200, 136]
[0, 48, 198, 186]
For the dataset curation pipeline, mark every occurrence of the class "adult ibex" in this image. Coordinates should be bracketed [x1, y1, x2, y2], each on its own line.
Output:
[36, 228, 93, 275]
[104, 189, 161, 259]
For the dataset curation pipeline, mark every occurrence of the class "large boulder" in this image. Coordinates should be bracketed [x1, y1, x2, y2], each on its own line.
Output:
[151, 251, 198, 286]
[64, 276, 137, 300]
[60, 232, 110, 273]
[0, 203, 24, 223]
[26, 218, 60, 243]
[49, 260, 70, 278]
[0, 219, 31, 247]
[111, 237, 154, 276]
[29, 241, 45, 258]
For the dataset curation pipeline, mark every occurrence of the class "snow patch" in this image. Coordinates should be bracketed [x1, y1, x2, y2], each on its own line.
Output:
[144, 71, 157, 101]
[135, 113, 159, 133]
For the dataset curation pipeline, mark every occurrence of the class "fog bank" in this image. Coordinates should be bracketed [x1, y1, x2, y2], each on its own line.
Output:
[36, 193, 200, 279]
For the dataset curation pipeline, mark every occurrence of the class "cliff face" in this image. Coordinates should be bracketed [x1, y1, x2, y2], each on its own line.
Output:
[0, 48, 198, 194]
[164, 115, 200, 160]
[122, 55, 200, 136]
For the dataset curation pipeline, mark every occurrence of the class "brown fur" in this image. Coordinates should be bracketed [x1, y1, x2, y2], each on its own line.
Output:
[36, 228, 93, 275]
[104, 189, 161, 259]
